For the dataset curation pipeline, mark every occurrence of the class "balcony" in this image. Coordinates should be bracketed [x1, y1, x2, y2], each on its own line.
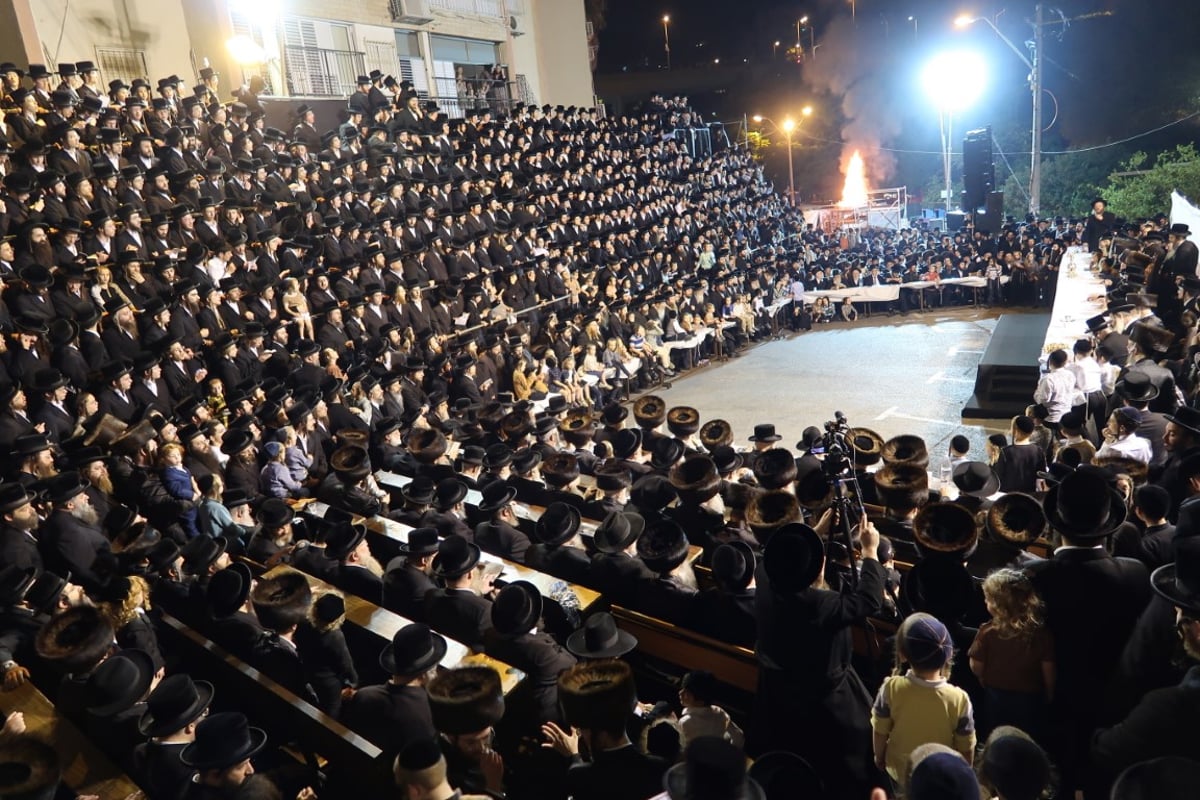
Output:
[428, 0, 505, 19]
[281, 46, 366, 98]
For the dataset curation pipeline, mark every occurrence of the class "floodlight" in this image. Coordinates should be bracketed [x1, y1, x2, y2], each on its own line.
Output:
[921, 50, 988, 111]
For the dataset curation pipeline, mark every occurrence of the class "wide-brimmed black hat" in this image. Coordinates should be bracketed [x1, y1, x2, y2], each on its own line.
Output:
[86, 648, 156, 717]
[952, 461, 1000, 498]
[1043, 466, 1126, 540]
[434, 478, 468, 510]
[712, 541, 755, 593]
[257, 497, 295, 529]
[665, 737, 765, 800]
[46, 471, 89, 506]
[535, 502, 581, 547]
[1115, 371, 1160, 403]
[432, 535, 481, 579]
[1165, 405, 1200, 437]
[207, 562, 252, 619]
[593, 510, 646, 554]
[139, 673, 215, 737]
[763, 523, 825, 594]
[324, 522, 368, 562]
[490, 580, 543, 638]
[913, 502, 980, 559]
[651, 437, 686, 471]
[748, 423, 781, 443]
[565, 611, 637, 659]
[398, 527, 440, 557]
[220, 428, 254, 456]
[611, 428, 643, 459]
[401, 476, 437, 506]
[379, 622, 448, 675]
[985, 493, 1048, 545]
[180, 712, 268, 770]
[1151, 536, 1200, 615]
[0, 565, 36, 608]
[710, 445, 743, 475]
[428, 666, 505, 735]
[34, 606, 114, 673]
[847, 428, 885, 467]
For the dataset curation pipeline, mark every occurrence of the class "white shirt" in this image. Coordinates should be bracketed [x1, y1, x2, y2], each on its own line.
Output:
[1067, 357, 1103, 394]
[1033, 368, 1077, 422]
[1096, 433, 1153, 464]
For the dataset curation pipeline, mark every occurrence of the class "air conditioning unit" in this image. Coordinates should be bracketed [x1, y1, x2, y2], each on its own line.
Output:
[390, 0, 434, 25]
[509, 15, 526, 36]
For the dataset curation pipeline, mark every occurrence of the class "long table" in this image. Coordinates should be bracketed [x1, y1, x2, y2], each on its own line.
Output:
[1040, 247, 1108, 360]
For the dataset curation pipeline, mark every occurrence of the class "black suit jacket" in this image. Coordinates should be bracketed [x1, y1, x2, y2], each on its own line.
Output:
[423, 588, 492, 648]
[339, 682, 436, 759]
[484, 630, 576, 724]
[689, 588, 757, 649]
[564, 745, 667, 800]
[382, 559, 437, 620]
[38, 508, 110, 591]
[589, 553, 655, 607]
[0, 525, 41, 573]
[474, 520, 532, 563]
[525, 544, 593, 587]
[335, 564, 384, 605]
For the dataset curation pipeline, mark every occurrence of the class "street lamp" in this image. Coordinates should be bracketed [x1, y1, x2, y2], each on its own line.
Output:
[753, 110, 813, 206]
[922, 51, 987, 214]
[797, 15, 816, 59]
[662, 15, 671, 70]
[908, 15, 918, 39]
[773, 40, 781, 60]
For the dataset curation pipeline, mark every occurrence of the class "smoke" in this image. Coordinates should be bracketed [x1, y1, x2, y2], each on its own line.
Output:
[802, 15, 905, 186]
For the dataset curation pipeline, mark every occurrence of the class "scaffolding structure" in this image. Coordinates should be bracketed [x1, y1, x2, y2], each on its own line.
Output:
[805, 186, 909, 233]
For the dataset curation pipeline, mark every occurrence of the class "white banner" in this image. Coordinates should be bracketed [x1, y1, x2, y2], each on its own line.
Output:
[1171, 190, 1200, 239]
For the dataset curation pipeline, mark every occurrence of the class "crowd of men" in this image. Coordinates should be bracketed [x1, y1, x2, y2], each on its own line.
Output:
[0, 58, 1195, 800]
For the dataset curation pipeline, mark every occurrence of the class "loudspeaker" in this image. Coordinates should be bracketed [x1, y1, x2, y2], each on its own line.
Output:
[946, 212, 967, 232]
[962, 128, 994, 212]
[975, 191, 1004, 234]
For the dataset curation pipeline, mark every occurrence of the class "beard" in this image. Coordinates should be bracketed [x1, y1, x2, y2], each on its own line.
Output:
[117, 316, 140, 338]
[90, 474, 114, 495]
[31, 241, 54, 268]
[358, 551, 385, 578]
[69, 503, 100, 526]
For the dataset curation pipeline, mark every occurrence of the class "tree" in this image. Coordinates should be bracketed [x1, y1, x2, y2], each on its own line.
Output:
[1100, 144, 1200, 220]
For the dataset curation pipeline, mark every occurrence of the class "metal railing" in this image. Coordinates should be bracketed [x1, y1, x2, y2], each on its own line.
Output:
[427, 0, 505, 17]
[425, 76, 525, 117]
[282, 46, 366, 98]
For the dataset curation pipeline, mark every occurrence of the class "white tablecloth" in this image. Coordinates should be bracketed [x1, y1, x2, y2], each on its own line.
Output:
[800, 276, 1005, 303]
[1041, 247, 1107, 360]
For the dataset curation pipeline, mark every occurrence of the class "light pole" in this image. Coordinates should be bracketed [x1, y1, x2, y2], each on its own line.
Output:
[662, 15, 671, 70]
[753, 107, 812, 206]
[922, 51, 987, 216]
[773, 40, 781, 60]
[797, 15, 815, 59]
[955, 11, 1038, 214]
[908, 15, 917, 39]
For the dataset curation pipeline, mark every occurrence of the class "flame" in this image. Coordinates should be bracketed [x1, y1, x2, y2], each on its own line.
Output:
[838, 150, 869, 208]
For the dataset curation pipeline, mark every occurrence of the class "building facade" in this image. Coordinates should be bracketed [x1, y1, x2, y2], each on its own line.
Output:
[1, 0, 593, 111]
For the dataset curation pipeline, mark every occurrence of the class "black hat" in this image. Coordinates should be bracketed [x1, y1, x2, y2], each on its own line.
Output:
[951, 461, 1000, 498]
[986, 493, 1048, 545]
[331, 445, 371, 482]
[699, 419, 733, 450]
[666, 406, 701, 437]
[428, 666, 505, 735]
[711, 541, 756, 593]
[600, 404, 628, 426]
[379, 622, 448, 675]
[220, 428, 255, 456]
[434, 478, 468, 510]
[748, 423, 781, 443]
[0, 736, 62, 800]
[477, 481, 517, 513]
[763, 523, 825, 594]
[398, 527, 440, 557]
[86, 648, 156, 717]
[710, 445, 742, 475]
[250, 569, 312, 631]
[46, 471, 89, 506]
[1043, 466, 1126, 540]
[541, 452, 581, 488]
[593, 510, 646, 554]
[1116, 371, 1160, 403]
[402, 476, 437, 506]
[1151, 536, 1200, 615]
[0, 565, 36, 607]
[979, 733, 1052, 800]
[257, 497, 295, 529]
[752, 448, 797, 491]
[490, 580, 543, 638]
[558, 659, 636, 729]
[637, 518, 689, 574]
[651, 437, 686, 471]
[629, 473, 678, 513]
[324, 522, 368, 562]
[874, 463, 930, 511]
[535, 502, 581, 547]
[1165, 405, 1200, 437]
[206, 562, 253, 619]
[34, 606, 114, 673]
[665, 737, 765, 800]
[565, 611, 636, 659]
[611, 428, 643, 459]
[180, 712, 268, 770]
[432, 535, 481, 579]
[0, 484, 34, 515]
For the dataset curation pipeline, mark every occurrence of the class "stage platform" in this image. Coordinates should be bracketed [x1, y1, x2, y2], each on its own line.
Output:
[961, 313, 1052, 419]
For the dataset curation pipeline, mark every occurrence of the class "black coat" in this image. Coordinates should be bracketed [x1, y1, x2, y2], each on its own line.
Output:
[1027, 548, 1150, 786]
[334, 564, 384, 605]
[633, 576, 697, 625]
[132, 740, 192, 800]
[382, 559, 436, 620]
[525, 544, 592, 587]
[689, 588, 756, 649]
[589, 553, 655, 607]
[38, 508, 110, 591]
[295, 621, 358, 717]
[0, 525, 41, 573]
[564, 745, 667, 800]
[474, 520, 532, 563]
[484, 630, 576, 726]
[339, 682, 436, 757]
[1092, 665, 1200, 796]
[423, 587, 492, 648]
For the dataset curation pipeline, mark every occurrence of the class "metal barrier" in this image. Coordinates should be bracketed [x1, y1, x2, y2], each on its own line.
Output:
[282, 46, 366, 98]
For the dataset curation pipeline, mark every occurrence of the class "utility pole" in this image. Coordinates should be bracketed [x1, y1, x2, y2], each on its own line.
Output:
[1030, 3, 1044, 217]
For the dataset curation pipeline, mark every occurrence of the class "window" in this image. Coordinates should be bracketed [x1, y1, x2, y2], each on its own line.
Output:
[282, 17, 364, 97]
[93, 47, 148, 83]
[429, 35, 499, 65]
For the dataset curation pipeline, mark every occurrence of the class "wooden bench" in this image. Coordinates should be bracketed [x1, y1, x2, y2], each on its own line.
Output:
[610, 605, 759, 694]
[261, 566, 525, 694]
[157, 613, 387, 794]
[0, 680, 143, 799]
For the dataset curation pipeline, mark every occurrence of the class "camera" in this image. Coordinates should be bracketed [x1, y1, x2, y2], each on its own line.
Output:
[820, 410, 854, 479]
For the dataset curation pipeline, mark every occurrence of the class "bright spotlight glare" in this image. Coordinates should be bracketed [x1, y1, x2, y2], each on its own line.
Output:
[954, 14, 975, 28]
[782, 118, 796, 133]
[752, 115, 763, 122]
[801, 105, 813, 117]
[922, 50, 988, 111]
[226, 35, 268, 66]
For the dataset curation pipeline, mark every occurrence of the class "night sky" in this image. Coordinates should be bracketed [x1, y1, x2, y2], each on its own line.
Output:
[593, 0, 1200, 201]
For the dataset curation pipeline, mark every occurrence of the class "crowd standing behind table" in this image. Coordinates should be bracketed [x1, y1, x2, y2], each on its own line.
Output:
[0, 59, 1194, 800]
